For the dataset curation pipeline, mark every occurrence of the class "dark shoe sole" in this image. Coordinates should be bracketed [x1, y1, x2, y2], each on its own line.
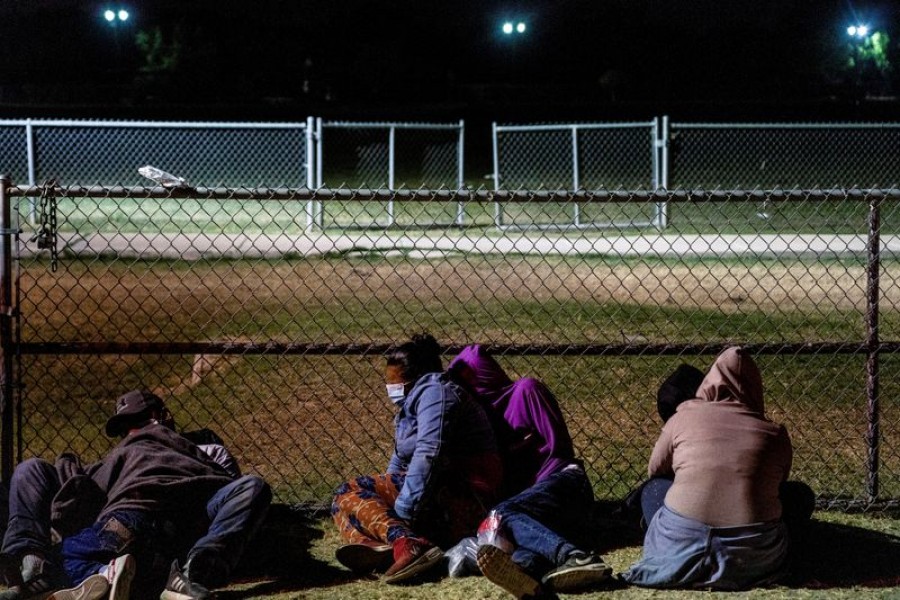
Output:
[541, 562, 612, 592]
[476, 545, 542, 600]
[382, 547, 443, 584]
[335, 543, 393, 574]
[47, 574, 109, 600]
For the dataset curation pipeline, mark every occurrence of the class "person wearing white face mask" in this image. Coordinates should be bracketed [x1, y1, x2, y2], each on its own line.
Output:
[330, 333, 502, 584]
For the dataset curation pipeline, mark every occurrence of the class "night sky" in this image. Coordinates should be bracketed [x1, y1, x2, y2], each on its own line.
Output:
[1, 0, 898, 121]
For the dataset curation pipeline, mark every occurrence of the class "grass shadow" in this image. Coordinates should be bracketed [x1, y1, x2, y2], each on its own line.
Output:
[223, 504, 360, 596]
[784, 517, 900, 589]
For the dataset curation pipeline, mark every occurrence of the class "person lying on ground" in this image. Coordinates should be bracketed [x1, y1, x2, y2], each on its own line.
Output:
[0, 389, 271, 600]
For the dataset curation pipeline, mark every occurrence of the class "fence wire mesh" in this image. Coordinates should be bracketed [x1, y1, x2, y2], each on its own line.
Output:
[670, 123, 900, 189]
[493, 123, 658, 229]
[5, 183, 900, 510]
[314, 121, 464, 229]
[0, 120, 313, 188]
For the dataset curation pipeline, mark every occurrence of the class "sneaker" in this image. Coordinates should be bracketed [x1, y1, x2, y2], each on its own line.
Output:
[106, 555, 135, 600]
[47, 575, 109, 600]
[335, 541, 393, 574]
[0, 556, 61, 600]
[476, 544, 543, 600]
[159, 561, 211, 600]
[0, 574, 59, 600]
[540, 551, 612, 592]
[382, 537, 443, 584]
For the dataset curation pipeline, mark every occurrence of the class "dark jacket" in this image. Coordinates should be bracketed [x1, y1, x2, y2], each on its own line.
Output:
[88, 424, 234, 521]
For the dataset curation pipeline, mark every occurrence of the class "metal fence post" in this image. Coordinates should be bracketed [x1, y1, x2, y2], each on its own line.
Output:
[315, 117, 324, 229]
[456, 119, 465, 226]
[491, 122, 503, 227]
[654, 116, 670, 230]
[865, 190, 882, 502]
[385, 126, 396, 226]
[571, 125, 581, 227]
[305, 116, 316, 231]
[25, 121, 36, 226]
[0, 175, 13, 481]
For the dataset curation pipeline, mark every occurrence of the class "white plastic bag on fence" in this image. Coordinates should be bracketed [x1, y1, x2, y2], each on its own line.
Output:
[138, 165, 189, 188]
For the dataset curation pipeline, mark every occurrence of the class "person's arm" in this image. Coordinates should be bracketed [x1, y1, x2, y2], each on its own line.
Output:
[387, 449, 406, 474]
[393, 380, 456, 521]
[182, 429, 241, 478]
[197, 443, 241, 478]
[647, 422, 676, 478]
[506, 379, 574, 459]
[778, 425, 793, 482]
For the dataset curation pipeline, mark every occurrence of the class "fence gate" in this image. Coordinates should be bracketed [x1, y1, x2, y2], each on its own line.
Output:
[314, 120, 465, 229]
[492, 120, 666, 230]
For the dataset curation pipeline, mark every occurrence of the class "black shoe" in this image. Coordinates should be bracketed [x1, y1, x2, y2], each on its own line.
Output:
[335, 541, 393, 574]
[159, 561, 211, 600]
[0, 574, 59, 600]
[0, 556, 63, 600]
[541, 551, 612, 592]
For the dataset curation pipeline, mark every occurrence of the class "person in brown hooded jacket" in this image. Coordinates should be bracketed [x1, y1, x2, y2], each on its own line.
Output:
[622, 347, 813, 590]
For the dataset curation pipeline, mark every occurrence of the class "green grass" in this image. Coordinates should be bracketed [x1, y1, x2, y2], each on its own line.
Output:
[220, 509, 900, 599]
[16, 195, 900, 235]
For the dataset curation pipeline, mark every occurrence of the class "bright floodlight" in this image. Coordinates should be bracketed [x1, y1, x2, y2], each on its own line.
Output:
[847, 25, 857, 36]
[516, 22, 526, 33]
[118, 9, 129, 21]
[857, 25, 869, 36]
[502, 22, 514, 34]
[104, 9, 115, 21]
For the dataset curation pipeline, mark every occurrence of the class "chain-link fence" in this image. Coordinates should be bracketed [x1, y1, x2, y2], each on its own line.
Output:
[493, 119, 900, 231]
[313, 119, 465, 229]
[3, 179, 900, 511]
[0, 119, 316, 188]
[492, 121, 665, 230]
[0, 118, 467, 232]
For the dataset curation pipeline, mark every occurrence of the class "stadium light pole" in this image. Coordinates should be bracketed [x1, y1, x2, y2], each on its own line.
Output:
[846, 23, 871, 96]
[102, 7, 132, 66]
[501, 20, 527, 36]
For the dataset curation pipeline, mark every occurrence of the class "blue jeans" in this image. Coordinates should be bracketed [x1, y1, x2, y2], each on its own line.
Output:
[1, 458, 59, 559]
[62, 475, 271, 587]
[492, 466, 594, 578]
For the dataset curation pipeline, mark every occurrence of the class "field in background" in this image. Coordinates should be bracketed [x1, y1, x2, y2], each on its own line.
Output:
[15, 193, 900, 235]
[17, 255, 900, 505]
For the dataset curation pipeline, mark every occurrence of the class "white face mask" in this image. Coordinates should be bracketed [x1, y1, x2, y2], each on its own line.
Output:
[386, 383, 406, 404]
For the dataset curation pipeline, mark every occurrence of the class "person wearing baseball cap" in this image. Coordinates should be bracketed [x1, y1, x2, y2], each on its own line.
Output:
[0, 389, 270, 600]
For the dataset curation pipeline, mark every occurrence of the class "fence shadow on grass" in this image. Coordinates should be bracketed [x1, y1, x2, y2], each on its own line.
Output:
[590, 501, 900, 590]
[221, 504, 353, 598]
[784, 515, 900, 589]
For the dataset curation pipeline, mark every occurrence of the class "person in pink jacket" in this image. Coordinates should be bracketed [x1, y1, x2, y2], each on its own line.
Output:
[623, 347, 813, 590]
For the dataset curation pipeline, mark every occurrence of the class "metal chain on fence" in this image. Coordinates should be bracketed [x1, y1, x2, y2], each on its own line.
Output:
[35, 180, 58, 271]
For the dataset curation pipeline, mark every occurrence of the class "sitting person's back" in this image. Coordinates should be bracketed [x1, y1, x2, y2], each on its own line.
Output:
[624, 347, 796, 590]
[656, 390, 791, 526]
[448, 345, 575, 495]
